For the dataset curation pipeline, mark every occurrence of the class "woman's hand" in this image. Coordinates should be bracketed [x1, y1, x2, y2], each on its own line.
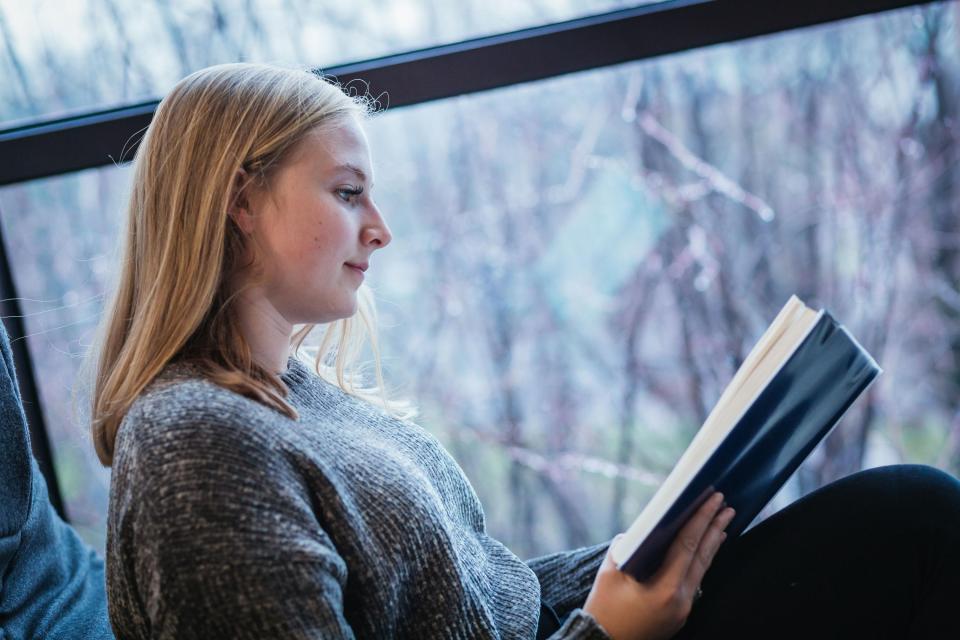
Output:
[583, 492, 735, 640]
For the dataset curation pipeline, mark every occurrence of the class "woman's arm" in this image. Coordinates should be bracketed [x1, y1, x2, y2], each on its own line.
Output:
[526, 541, 609, 619]
[109, 404, 355, 639]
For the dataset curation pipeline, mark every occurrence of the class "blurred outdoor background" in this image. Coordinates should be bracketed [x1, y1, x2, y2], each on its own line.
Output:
[1, 0, 958, 558]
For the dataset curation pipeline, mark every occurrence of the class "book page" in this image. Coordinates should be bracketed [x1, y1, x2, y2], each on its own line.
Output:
[699, 295, 805, 433]
[699, 303, 820, 450]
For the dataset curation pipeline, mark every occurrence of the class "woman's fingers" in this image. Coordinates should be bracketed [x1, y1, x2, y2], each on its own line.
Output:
[683, 504, 735, 591]
[587, 504, 736, 639]
[656, 492, 728, 586]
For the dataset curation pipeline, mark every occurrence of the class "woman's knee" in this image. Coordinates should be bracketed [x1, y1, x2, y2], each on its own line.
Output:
[842, 463, 960, 529]
[850, 463, 959, 498]
[785, 463, 959, 527]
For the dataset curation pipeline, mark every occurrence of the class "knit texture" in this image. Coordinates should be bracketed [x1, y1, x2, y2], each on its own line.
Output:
[106, 356, 611, 639]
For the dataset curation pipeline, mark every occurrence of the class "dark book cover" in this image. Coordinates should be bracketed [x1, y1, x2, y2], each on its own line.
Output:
[619, 311, 881, 581]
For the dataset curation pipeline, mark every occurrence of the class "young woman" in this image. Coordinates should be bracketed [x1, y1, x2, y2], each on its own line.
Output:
[94, 63, 960, 640]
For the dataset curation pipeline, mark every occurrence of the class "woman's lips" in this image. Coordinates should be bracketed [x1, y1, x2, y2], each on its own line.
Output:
[345, 263, 365, 278]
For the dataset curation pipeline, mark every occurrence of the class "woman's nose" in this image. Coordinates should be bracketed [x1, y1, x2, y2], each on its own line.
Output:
[364, 206, 392, 249]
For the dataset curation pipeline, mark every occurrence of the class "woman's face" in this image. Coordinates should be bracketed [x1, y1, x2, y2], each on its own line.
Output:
[236, 116, 392, 325]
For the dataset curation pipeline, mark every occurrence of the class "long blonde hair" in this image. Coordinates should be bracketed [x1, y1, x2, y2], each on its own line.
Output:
[91, 62, 413, 466]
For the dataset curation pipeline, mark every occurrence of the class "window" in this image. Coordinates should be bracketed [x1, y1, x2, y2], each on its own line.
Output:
[2, 1, 957, 556]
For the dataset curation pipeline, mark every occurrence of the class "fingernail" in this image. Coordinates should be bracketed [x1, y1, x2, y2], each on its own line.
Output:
[715, 492, 724, 503]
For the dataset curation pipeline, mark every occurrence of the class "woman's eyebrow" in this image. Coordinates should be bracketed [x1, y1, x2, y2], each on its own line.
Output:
[333, 163, 373, 187]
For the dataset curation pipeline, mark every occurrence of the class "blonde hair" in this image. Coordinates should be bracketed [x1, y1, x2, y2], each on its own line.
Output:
[90, 62, 413, 466]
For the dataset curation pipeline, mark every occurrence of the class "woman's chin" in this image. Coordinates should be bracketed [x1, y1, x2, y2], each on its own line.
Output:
[329, 299, 360, 322]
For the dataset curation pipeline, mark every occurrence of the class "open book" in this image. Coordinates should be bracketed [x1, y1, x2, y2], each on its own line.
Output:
[611, 295, 881, 581]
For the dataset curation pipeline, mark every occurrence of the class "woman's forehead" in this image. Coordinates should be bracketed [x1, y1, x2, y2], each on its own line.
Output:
[296, 120, 372, 179]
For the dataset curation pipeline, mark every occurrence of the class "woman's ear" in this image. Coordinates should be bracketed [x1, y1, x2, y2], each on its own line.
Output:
[227, 168, 257, 234]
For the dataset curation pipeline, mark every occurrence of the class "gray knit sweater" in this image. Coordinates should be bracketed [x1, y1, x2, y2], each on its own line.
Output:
[106, 356, 612, 639]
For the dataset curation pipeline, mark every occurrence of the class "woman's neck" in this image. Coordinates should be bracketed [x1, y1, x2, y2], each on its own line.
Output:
[233, 287, 293, 375]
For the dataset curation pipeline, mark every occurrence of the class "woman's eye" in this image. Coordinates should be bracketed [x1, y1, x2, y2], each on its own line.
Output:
[336, 186, 364, 202]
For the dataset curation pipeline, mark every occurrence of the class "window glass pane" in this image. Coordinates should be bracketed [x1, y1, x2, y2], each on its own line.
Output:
[0, 0, 656, 126]
[361, 3, 960, 556]
[2, 1, 958, 556]
[0, 167, 129, 550]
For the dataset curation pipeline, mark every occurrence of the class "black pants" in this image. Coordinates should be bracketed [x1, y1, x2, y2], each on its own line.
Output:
[539, 464, 960, 639]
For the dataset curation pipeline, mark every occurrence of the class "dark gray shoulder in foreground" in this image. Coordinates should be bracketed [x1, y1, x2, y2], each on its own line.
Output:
[116, 370, 298, 463]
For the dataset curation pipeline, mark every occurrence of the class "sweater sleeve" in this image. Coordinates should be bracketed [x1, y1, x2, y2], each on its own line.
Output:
[109, 402, 355, 639]
[552, 609, 612, 639]
[527, 542, 613, 639]
[526, 541, 609, 619]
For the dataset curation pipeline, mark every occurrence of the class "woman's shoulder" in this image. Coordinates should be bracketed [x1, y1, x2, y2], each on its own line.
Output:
[116, 361, 293, 461]
[134, 362, 262, 419]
